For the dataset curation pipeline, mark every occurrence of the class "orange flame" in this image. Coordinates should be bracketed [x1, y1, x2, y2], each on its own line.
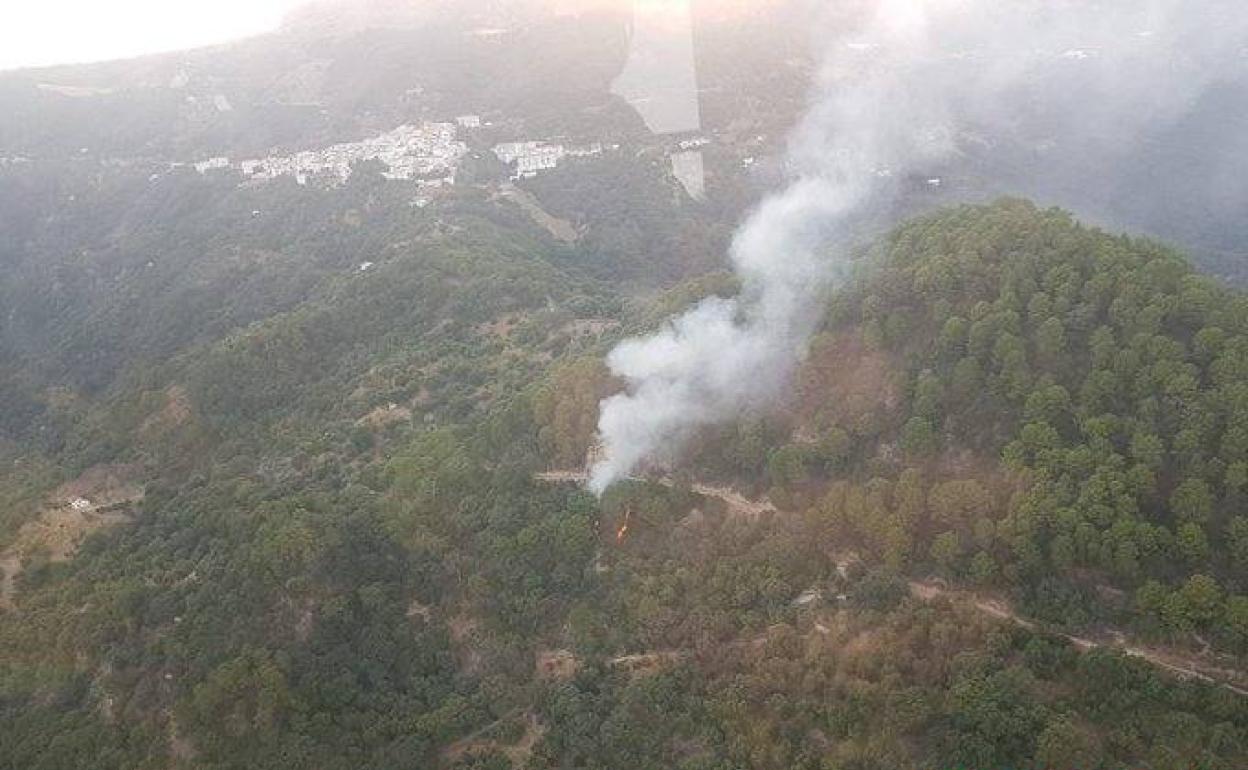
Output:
[616, 509, 632, 543]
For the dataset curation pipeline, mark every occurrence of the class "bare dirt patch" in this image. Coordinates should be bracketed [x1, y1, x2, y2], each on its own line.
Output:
[536, 648, 580, 681]
[357, 403, 413, 429]
[496, 184, 579, 243]
[53, 464, 144, 510]
[478, 315, 522, 340]
[448, 613, 485, 676]
[561, 319, 620, 340]
[0, 464, 143, 608]
[609, 650, 688, 676]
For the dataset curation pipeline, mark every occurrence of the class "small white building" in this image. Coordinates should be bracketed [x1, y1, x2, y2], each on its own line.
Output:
[70, 498, 92, 512]
[493, 141, 575, 180]
[493, 141, 540, 165]
[194, 157, 231, 174]
[456, 115, 482, 129]
[516, 147, 562, 178]
[791, 588, 823, 607]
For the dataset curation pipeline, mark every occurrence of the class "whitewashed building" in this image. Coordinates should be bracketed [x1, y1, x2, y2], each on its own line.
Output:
[493, 141, 606, 180]
[194, 157, 231, 174]
[516, 147, 563, 178]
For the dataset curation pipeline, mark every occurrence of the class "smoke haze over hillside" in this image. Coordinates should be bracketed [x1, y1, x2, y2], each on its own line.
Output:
[589, 0, 1248, 494]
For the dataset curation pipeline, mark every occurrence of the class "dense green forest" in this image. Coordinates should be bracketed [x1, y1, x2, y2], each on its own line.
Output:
[807, 201, 1248, 649]
[2, 190, 1248, 769]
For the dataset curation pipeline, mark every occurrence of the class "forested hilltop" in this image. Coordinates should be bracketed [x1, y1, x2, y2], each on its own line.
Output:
[2, 195, 1248, 770]
[818, 200, 1248, 646]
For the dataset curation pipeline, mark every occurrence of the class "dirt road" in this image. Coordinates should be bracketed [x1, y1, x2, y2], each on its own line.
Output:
[537, 469, 1246, 697]
[909, 579, 1248, 697]
[534, 470, 777, 519]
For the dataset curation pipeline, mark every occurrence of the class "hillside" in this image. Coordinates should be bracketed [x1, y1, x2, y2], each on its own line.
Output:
[2, 195, 1248, 769]
[3, 3, 1248, 767]
[822, 199, 1248, 649]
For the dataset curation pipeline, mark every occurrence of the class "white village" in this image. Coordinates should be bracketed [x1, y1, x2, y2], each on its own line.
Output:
[194, 122, 469, 187]
[192, 120, 619, 190]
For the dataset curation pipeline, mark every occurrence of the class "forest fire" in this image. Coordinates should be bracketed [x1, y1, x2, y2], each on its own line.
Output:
[616, 509, 632, 543]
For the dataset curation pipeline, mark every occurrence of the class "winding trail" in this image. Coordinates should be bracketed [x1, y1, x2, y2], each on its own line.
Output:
[441, 709, 545, 766]
[534, 470, 776, 519]
[910, 580, 1248, 697]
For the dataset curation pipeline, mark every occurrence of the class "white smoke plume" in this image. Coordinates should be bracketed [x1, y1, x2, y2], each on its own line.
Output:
[589, 0, 1248, 495]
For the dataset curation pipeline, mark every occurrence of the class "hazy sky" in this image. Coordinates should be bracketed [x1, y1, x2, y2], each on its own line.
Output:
[1, 0, 307, 71]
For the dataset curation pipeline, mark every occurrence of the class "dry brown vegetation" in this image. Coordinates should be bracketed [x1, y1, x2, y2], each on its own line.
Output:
[356, 403, 413, 429]
[0, 464, 143, 608]
[793, 329, 900, 434]
[536, 648, 580, 681]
